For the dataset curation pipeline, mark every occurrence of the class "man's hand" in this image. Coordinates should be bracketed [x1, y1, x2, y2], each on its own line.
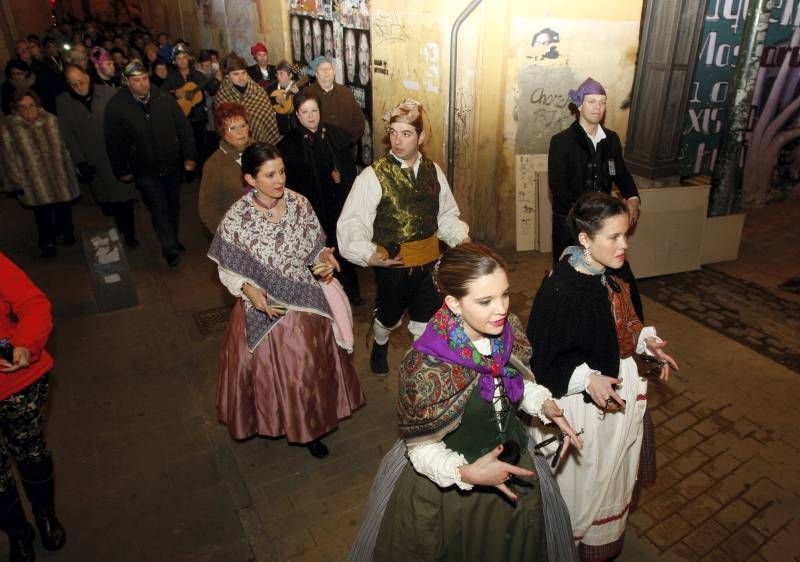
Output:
[626, 198, 641, 226]
[367, 251, 404, 268]
[118, 174, 134, 183]
[184, 160, 197, 172]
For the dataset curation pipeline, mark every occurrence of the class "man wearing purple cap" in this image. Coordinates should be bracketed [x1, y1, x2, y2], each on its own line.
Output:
[548, 77, 640, 264]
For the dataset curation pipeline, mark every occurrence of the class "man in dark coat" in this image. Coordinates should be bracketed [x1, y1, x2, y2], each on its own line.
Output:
[304, 56, 364, 144]
[104, 59, 197, 266]
[58, 64, 139, 247]
[548, 77, 640, 264]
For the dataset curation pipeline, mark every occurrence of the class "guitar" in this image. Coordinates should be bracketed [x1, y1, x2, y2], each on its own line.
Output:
[174, 81, 204, 117]
[270, 64, 313, 115]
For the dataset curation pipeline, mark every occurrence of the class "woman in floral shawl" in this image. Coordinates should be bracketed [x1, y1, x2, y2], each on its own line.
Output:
[208, 142, 364, 458]
[349, 243, 582, 561]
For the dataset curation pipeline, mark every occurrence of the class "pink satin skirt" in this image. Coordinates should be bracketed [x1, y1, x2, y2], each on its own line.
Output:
[216, 300, 365, 443]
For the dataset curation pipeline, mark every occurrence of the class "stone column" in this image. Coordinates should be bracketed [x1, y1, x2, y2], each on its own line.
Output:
[624, 0, 707, 185]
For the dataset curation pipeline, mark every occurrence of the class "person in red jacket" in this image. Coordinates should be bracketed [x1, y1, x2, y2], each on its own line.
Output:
[0, 252, 66, 562]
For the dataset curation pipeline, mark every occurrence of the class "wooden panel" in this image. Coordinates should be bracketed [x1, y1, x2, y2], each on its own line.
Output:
[701, 214, 745, 264]
[625, 185, 709, 278]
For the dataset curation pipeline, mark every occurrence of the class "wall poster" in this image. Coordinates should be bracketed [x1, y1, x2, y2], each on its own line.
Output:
[289, 0, 373, 167]
[680, 0, 800, 204]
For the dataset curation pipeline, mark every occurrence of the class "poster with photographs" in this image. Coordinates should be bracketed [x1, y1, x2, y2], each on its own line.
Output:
[291, 15, 334, 68]
[343, 27, 372, 166]
[288, 2, 373, 168]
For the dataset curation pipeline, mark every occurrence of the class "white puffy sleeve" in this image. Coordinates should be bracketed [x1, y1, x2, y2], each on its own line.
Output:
[434, 163, 470, 247]
[336, 167, 382, 266]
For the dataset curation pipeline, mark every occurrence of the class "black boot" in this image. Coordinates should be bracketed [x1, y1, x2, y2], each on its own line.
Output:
[306, 439, 329, 459]
[18, 458, 65, 551]
[0, 487, 35, 562]
[370, 341, 390, 376]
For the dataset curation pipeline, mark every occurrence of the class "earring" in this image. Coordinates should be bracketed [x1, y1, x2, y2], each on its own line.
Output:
[583, 246, 592, 266]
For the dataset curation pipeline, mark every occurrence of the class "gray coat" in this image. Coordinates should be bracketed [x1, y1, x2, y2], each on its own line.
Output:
[56, 85, 137, 204]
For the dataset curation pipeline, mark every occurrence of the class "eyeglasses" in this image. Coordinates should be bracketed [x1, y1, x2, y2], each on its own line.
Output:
[226, 123, 248, 132]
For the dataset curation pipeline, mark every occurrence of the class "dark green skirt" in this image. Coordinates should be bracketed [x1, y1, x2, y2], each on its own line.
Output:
[373, 452, 547, 561]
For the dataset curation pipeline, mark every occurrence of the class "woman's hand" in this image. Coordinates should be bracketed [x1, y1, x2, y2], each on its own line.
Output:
[320, 247, 341, 272]
[311, 248, 340, 284]
[0, 346, 32, 373]
[458, 444, 535, 503]
[541, 399, 584, 456]
[645, 337, 679, 381]
[242, 283, 283, 320]
[587, 372, 625, 411]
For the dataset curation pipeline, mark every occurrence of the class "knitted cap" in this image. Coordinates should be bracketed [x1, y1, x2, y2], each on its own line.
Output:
[250, 42, 268, 57]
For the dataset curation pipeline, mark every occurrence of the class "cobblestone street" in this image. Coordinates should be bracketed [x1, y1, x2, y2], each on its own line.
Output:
[0, 187, 797, 561]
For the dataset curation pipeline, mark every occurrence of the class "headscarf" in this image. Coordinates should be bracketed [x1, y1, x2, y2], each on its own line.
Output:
[414, 306, 523, 404]
[382, 98, 422, 126]
[567, 77, 606, 107]
[171, 43, 192, 63]
[89, 47, 112, 66]
[122, 59, 147, 77]
[308, 55, 332, 76]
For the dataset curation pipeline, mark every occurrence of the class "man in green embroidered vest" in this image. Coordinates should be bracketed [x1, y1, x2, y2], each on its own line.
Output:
[337, 99, 470, 375]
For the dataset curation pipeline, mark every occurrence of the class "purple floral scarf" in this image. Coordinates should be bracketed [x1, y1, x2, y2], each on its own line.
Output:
[413, 306, 524, 403]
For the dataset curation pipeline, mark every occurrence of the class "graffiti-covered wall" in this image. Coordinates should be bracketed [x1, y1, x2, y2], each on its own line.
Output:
[680, 0, 800, 205]
[288, 0, 373, 167]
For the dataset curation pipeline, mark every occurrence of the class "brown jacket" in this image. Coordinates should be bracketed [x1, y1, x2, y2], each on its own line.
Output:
[198, 141, 250, 233]
[305, 82, 364, 142]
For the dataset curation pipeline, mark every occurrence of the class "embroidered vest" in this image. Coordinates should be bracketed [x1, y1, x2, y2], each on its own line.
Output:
[371, 153, 440, 247]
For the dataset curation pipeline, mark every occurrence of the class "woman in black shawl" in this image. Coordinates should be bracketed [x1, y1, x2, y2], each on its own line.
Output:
[278, 89, 362, 303]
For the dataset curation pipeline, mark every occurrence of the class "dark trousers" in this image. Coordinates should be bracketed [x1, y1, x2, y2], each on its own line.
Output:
[0, 376, 50, 494]
[99, 200, 137, 243]
[336, 256, 361, 301]
[32, 203, 73, 249]
[192, 120, 208, 170]
[135, 171, 182, 257]
[373, 262, 442, 327]
[551, 212, 573, 267]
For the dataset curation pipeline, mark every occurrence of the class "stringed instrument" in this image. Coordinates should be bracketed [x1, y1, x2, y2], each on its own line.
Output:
[174, 81, 204, 117]
[270, 64, 313, 115]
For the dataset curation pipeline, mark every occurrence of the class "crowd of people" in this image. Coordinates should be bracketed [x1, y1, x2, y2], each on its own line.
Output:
[0, 17, 365, 281]
[0, 15, 681, 562]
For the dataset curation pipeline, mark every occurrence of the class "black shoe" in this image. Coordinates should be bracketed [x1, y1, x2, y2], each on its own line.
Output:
[370, 341, 390, 376]
[177, 242, 186, 253]
[40, 245, 56, 258]
[61, 234, 76, 246]
[306, 440, 329, 459]
[166, 253, 180, 267]
[8, 523, 35, 562]
[125, 237, 140, 248]
[33, 508, 65, 551]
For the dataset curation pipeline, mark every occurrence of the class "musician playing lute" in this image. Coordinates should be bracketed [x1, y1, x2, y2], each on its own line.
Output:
[162, 44, 220, 170]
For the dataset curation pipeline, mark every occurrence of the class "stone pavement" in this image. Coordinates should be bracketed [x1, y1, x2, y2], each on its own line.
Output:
[0, 184, 798, 561]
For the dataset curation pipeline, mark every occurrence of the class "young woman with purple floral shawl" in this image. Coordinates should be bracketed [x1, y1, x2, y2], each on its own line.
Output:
[349, 243, 581, 562]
